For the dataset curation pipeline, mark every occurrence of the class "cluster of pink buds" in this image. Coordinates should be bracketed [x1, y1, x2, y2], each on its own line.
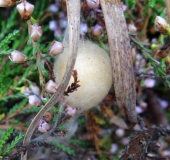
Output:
[9, 50, 26, 63]
[45, 80, 59, 93]
[0, 0, 16, 7]
[38, 119, 51, 133]
[16, 1, 34, 20]
[22, 84, 42, 107]
[49, 41, 64, 56]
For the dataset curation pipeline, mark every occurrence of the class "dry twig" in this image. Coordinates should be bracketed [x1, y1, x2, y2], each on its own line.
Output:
[64, 70, 80, 96]
[21, 0, 80, 159]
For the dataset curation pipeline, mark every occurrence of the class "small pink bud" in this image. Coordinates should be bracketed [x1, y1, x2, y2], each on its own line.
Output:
[128, 24, 137, 33]
[115, 128, 125, 137]
[38, 120, 51, 133]
[92, 24, 104, 36]
[121, 2, 127, 12]
[65, 105, 76, 117]
[136, 106, 143, 114]
[40, 95, 47, 101]
[0, 0, 16, 7]
[30, 84, 40, 95]
[49, 20, 57, 31]
[16, 1, 34, 20]
[49, 41, 64, 56]
[28, 95, 41, 106]
[80, 23, 88, 36]
[144, 78, 156, 88]
[139, 101, 147, 110]
[30, 24, 42, 42]
[9, 50, 26, 63]
[43, 111, 54, 122]
[154, 16, 168, 34]
[45, 80, 59, 93]
[86, 0, 100, 9]
[110, 144, 118, 153]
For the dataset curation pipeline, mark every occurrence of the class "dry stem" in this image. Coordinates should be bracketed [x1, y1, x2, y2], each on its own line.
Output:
[100, 0, 137, 127]
[166, 0, 170, 23]
[21, 0, 80, 159]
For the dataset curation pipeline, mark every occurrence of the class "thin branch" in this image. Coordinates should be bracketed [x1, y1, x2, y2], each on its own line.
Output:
[140, 8, 151, 41]
[27, 20, 45, 87]
[21, 0, 80, 160]
[166, 0, 170, 23]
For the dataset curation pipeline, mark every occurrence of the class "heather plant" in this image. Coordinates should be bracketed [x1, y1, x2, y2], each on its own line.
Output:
[1, 0, 170, 160]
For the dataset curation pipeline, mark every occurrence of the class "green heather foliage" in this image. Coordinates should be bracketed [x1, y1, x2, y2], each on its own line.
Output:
[0, 128, 14, 152]
[0, 128, 24, 157]
[53, 141, 75, 155]
[1, 133, 24, 156]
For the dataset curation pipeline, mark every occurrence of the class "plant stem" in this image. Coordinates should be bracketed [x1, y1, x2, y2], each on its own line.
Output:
[100, 0, 137, 127]
[166, 0, 170, 23]
[21, 0, 80, 160]
[27, 20, 45, 87]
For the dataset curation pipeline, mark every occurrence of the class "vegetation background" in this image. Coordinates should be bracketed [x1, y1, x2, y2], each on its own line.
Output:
[1, 0, 170, 159]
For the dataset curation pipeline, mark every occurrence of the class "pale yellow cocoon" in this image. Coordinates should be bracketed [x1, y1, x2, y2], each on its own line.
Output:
[53, 40, 112, 110]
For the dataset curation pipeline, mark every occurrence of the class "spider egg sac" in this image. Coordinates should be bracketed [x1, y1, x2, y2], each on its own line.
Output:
[53, 40, 112, 110]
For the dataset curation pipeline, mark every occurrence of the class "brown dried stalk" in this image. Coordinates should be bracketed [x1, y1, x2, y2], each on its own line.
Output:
[100, 0, 137, 127]
[64, 70, 80, 96]
[120, 127, 170, 160]
[166, 0, 170, 23]
[21, 0, 80, 160]
[44, 59, 55, 81]
[85, 110, 103, 154]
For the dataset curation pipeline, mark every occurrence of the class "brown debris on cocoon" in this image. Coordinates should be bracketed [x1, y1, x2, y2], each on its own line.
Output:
[54, 40, 112, 110]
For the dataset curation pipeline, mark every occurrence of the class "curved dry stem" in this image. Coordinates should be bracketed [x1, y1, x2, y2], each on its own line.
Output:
[100, 0, 137, 127]
[21, 0, 80, 159]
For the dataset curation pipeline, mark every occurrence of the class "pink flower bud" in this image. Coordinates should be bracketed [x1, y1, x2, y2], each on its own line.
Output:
[128, 24, 137, 33]
[16, 1, 34, 20]
[86, 0, 100, 9]
[49, 20, 57, 31]
[80, 23, 88, 36]
[144, 78, 156, 88]
[154, 16, 168, 34]
[30, 84, 40, 95]
[30, 24, 42, 42]
[9, 50, 26, 63]
[0, 0, 15, 7]
[43, 111, 54, 122]
[28, 95, 41, 106]
[40, 95, 47, 101]
[115, 128, 125, 137]
[45, 80, 59, 93]
[92, 24, 104, 36]
[65, 105, 76, 117]
[38, 120, 51, 133]
[136, 106, 143, 114]
[49, 41, 64, 56]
